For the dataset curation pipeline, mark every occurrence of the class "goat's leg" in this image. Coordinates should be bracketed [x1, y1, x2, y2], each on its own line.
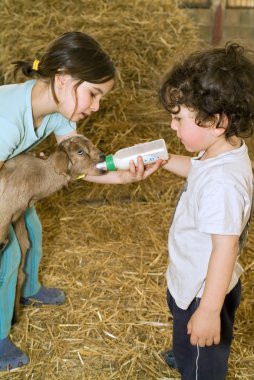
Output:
[0, 211, 24, 253]
[12, 214, 30, 324]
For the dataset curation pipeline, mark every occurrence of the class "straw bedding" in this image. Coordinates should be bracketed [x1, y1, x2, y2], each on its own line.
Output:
[0, 0, 253, 379]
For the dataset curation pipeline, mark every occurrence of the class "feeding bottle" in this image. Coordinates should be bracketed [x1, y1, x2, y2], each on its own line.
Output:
[96, 139, 168, 171]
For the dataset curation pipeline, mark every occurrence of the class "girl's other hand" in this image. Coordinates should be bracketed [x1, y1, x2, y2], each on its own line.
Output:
[31, 151, 47, 160]
[37, 152, 47, 159]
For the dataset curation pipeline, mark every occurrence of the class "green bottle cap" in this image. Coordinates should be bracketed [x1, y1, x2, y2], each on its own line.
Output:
[105, 154, 116, 171]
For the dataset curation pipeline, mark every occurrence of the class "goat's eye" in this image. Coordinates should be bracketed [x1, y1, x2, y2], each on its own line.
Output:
[77, 149, 85, 155]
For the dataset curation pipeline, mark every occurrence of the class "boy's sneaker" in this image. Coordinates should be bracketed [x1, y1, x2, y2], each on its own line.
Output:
[161, 349, 178, 369]
[20, 285, 65, 306]
[0, 337, 29, 371]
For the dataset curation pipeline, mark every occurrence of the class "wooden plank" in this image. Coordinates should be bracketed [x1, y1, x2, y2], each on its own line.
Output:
[227, 0, 254, 8]
[178, 0, 211, 8]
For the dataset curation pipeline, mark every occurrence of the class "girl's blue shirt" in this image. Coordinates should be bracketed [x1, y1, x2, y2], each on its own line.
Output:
[0, 79, 76, 160]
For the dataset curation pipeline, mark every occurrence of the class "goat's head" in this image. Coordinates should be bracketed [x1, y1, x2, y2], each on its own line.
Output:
[54, 135, 105, 179]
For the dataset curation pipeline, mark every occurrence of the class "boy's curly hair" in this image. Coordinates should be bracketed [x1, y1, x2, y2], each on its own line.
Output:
[159, 43, 254, 139]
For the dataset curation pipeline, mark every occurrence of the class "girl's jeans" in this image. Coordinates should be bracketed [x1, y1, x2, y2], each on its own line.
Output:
[0, 207, 42, 339]
[167, 281, 241, 380]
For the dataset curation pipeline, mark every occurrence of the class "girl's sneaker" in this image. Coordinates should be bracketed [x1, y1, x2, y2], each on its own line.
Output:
[0, 337, 29, 371]
[20, 285, 65, 306]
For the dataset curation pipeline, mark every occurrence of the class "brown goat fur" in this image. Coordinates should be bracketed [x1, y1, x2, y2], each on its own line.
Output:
[0, 134, 105, 321]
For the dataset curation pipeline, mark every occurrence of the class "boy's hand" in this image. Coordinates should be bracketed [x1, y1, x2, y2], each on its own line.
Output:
[187, 305, 221, 347]
[122, 156, 166, 183]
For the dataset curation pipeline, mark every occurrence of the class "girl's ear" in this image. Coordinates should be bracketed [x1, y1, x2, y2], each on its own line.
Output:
[211, 114, 229, 137]
[55, 74, 67, 89]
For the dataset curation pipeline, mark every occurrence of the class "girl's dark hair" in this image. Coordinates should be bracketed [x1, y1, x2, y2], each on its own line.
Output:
[13, 31, 115, 103]
[159, 43, 254, 139]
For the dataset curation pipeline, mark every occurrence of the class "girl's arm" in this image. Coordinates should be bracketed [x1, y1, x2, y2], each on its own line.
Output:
[85, 153, 192, 185]
[85, 157, 164, 184]
[187, 234, 239, 347]
[55, 132, 192, 181]
[162, 154, 192, 178]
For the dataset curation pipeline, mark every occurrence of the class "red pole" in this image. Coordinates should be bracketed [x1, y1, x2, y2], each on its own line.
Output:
[211, 1, 225, 46]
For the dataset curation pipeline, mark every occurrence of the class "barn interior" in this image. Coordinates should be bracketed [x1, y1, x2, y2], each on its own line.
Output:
[0, 1, 253, 379]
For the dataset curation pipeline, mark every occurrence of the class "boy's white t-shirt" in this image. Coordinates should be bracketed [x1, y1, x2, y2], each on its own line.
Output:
[166, 143, 253, 310]
[0, 79, 76, 160]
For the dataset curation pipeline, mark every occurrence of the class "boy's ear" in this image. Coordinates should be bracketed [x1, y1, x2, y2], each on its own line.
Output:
[211, 114, 228, 137]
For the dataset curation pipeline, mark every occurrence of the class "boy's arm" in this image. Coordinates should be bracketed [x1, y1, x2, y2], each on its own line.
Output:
[187, 234, 239, 347]
[162, 154, 192, 178]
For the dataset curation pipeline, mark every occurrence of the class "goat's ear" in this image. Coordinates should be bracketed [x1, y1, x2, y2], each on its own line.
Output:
[54, 151, 70, 176]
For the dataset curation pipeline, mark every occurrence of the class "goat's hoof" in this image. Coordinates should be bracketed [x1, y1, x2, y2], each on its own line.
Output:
[0, 240, 8, 252]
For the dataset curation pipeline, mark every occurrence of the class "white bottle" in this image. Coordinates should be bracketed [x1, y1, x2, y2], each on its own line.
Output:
[96, 139, 168, 171]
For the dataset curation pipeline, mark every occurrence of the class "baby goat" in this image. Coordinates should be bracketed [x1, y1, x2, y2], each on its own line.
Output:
[0, 134, 105, 321]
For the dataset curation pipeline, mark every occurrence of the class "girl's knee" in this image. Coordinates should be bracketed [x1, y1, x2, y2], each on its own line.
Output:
[0, 226, 21, 280]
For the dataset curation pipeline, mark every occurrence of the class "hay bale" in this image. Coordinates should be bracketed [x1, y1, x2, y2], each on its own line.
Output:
[0, 0, 201, 203]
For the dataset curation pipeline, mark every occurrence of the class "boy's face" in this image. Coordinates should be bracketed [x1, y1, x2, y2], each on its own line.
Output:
[170, 105, 217, 153]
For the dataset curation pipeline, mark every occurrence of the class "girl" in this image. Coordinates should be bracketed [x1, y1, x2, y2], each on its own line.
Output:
[0, 31, 160, 371]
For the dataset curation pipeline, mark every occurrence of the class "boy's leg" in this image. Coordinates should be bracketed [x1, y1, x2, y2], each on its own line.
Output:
[166, 289, 199, 377]
[166, 282, 241, 380]
[197, 281, 241, 379]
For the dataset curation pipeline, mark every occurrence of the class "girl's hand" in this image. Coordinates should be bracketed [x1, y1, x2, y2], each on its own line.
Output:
[187, 305, 221, 347]
[85, 156, 167, 185]
[122, 156, 165, 183]
[31, 151, 47, 160]
[37, 152, 47, 159]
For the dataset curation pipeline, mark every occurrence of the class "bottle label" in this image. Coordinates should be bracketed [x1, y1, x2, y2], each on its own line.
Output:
[142, 154, 159, 165]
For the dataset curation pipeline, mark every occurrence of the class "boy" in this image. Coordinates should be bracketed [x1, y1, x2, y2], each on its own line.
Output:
[158, 43, 254, 379]
[85, 42, 254, 379]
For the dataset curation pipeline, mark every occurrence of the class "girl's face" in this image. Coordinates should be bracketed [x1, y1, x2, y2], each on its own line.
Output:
[55, 75, 114, 121]
[170, 105, 216, 153]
